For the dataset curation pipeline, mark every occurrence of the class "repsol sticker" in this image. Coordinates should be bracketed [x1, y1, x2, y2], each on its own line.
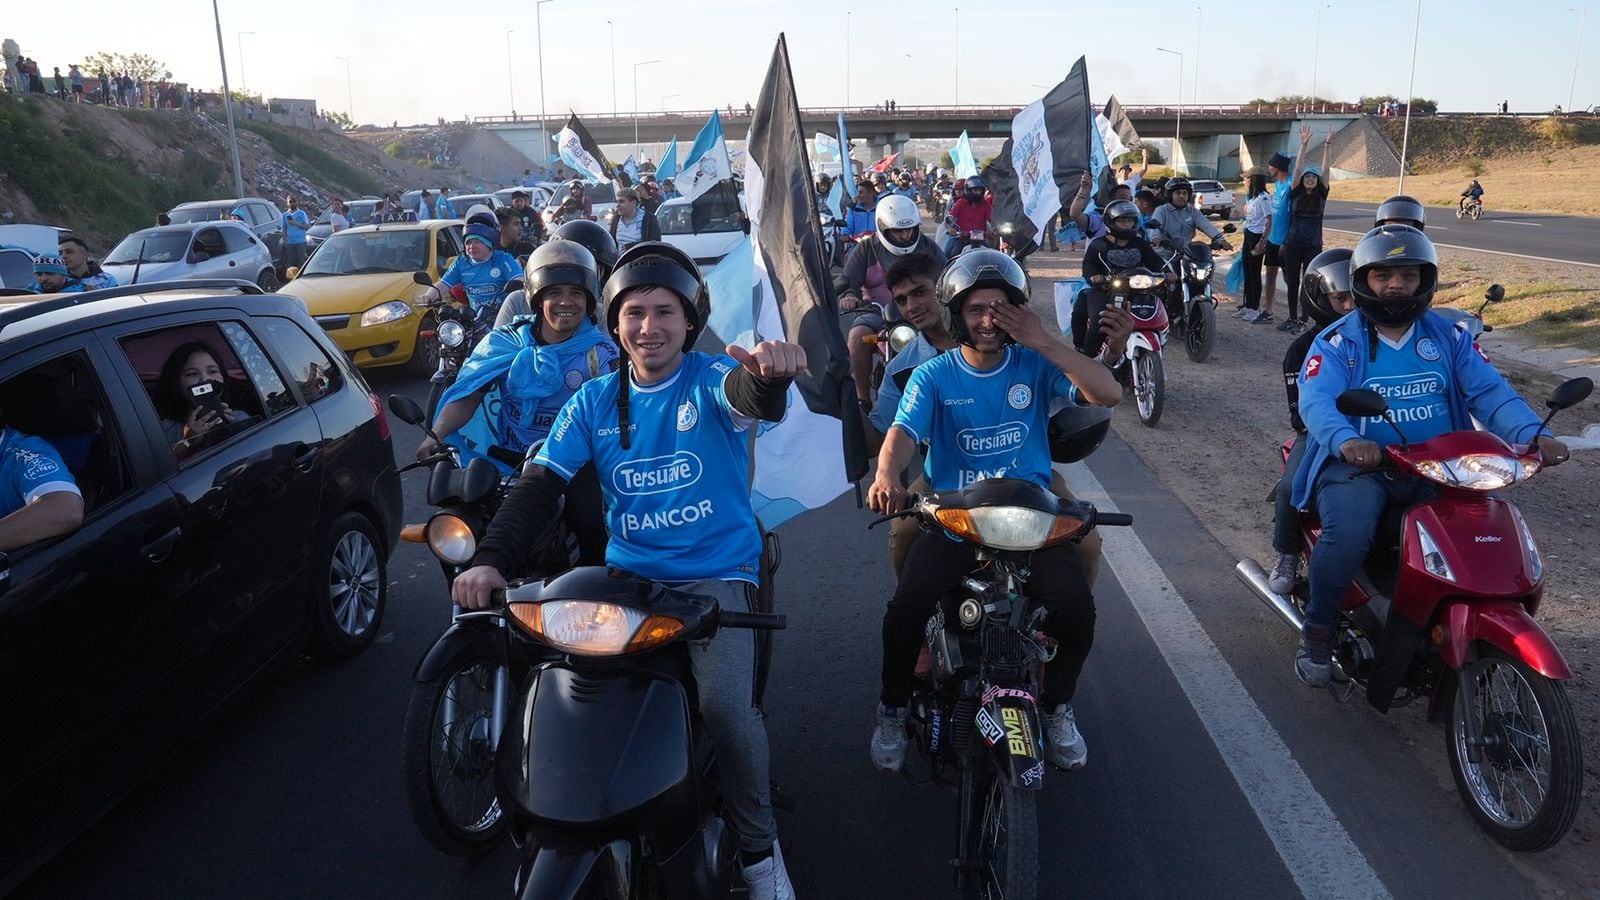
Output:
[611, 451, 703, 495]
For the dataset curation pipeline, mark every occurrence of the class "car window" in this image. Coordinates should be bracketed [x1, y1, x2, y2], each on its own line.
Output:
[258, 317, 344, 404]
[300, 231, 430, 276]
[253, 204, 277, 227]
[0, 248, 35, 290]
[167, 206, 224, 225]
[659, 204, 693, 235]
[0, 352, 132, 516]
[119, 322, 283, 465]
[193, 228, 226, 258]
[220, 226, 255, 253]
[585, 184, 616, 204]
[1191, 181, 1223, 192]
[435, 229, 457, 269]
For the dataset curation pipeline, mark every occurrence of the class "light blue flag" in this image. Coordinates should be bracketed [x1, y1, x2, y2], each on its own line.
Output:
[1087, 114, 1113, 214]
[836, 112, 854, 200]
[703, 235, 757, 349]
[622, 155, 641, 186]
[679, 111, 733, 201]
[656, 135, 679, 181]
[952, 130, 978, 178]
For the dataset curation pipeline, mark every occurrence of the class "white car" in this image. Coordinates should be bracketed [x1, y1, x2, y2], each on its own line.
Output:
[495, 185, 556, 210]
[656, 196, 747, 270]
[1190, 180, 1237, 219]
[101, 221, 279, 290]
[0, 224, 72, 291]
[545, 183, 618, 228]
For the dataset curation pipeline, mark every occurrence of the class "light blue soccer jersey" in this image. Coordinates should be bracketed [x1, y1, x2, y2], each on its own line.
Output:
[0, 428, 80, 517]
[534, 352, 763, 584]
[1350, 325, 1454, 446]
[892, 346, 1078, 491]
[439, 250, 523, 314]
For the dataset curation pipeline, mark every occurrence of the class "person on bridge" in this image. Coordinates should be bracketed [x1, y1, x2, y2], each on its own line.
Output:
[866, 249, 1128, 773]
[1287, 226, 1572, 687]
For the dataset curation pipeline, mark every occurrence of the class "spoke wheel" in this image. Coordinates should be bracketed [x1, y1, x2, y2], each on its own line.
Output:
[309, 512, 387, 658]
[1447, 647, 1582, 851]
[1185, 299, 1217, 362]
[969, 769, 1038, 900]
[1133, 351, 1165, 427]
[402, 648, 509, 856]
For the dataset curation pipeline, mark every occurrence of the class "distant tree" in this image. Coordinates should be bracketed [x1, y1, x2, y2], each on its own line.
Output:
[1115, 145, 1162, 165]
[1245, 94, 1343, 107]
[939, 151, 954, 169]
[324, 110, 353, 129]
[84, 51, 167, 81]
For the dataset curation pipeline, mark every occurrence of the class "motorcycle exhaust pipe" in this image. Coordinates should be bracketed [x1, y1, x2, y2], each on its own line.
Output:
[1234, 559, 1305, 631]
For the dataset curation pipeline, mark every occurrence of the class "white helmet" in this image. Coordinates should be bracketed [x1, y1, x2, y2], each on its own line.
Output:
[875, 194, 922, 256]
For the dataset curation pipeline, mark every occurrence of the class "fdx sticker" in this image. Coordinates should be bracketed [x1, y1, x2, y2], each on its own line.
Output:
[976, 708, 1004, 747]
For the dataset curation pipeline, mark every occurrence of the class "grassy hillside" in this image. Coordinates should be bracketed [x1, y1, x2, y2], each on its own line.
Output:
[1371, 115, 1600, 170]
[1331, 143, 1600, 216]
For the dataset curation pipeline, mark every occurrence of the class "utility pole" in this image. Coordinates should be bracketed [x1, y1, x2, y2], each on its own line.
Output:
[211, 0, 245, 197]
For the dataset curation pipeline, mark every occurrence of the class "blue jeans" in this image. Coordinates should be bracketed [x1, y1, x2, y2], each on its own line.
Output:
[1306, 462, 1435, 632]
[1272, 439, 1309, 555]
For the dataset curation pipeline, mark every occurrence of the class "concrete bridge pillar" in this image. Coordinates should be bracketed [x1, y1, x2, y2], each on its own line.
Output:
[1239, 132, 1291, 174]
[1173, 135, 1221, 179]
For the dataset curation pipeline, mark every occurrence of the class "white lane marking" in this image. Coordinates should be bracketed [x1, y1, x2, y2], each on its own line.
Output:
[1494, 220, 1542, 227]
[1325, 228, 1600, 269]
[1352, 206, 1379, 213]
[1064, 461, 1393, 900]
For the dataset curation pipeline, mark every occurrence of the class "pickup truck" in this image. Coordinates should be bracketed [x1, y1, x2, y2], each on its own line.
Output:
[1190, 180, 1237, 219]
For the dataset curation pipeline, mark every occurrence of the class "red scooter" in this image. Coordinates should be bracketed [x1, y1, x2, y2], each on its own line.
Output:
[1089, 268, 1170, 427]
[1236, 378, 1591, 851]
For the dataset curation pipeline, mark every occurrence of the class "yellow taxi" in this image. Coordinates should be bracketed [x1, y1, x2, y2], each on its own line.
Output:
[279, 220, 464, 374]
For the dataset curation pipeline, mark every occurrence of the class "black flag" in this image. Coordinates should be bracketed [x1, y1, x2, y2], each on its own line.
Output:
[980, 57, 1095, 249]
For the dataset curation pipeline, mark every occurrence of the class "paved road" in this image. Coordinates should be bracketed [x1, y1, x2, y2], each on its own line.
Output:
[13, 363, 1551, 898]
[1322, 199, 1600, 267]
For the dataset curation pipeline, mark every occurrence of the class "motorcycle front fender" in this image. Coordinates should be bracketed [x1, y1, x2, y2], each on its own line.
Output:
[1441, 601, 1573, 680]
[975, 689, 1046, 790]
[515, 834, 630, 900]
[413, 617, 505, 683]
[1127, 332, 1160, 354]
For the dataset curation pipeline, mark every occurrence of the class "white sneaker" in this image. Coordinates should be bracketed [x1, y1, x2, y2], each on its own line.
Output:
[870, 704, 909, 772]
[1042, 704, 1088, 770]
[741, 842, 796, 900]
[1239, 308, 1261, 322]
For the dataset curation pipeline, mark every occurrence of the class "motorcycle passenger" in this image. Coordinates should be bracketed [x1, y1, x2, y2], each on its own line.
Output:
[495, 220, 620, 326]
[890, 172, 919, 202]
[838, 194, 948, 412]
[454, 242, 802, 899]
[495, 207, 538, 264]
[814, 172, 838, 221]
[1266, 248, 1353, 594]
[1071, 199, 1170, 358]
[1066, 171, 1141, 246]
[1459, 178, 1484, 214]
[843, 180, 879, 241]
[866, 249, 1126, 772]
[1373, 194, 1426, 231]
[554, 180, 594, 224]
[421, 212, 523, 331]
[1147, 178, 1232, 251]
[507, 189, 549, 245]
[943, 175, 993, 257]
[1289, 226, 1571, 686]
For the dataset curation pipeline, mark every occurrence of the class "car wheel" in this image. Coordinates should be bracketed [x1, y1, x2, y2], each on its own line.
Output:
[405, 313, 441, 379]
[308, 511, 387, 659]
[258, 268, 280, 292]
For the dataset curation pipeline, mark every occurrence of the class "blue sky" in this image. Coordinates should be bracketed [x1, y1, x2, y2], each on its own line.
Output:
[14, 0, 1595, 125]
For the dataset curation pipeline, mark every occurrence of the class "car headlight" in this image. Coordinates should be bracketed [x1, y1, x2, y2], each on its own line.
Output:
[437, 319, 466, 348]
[1412, 454, 1535, 491]
[506, 600, 684, 656]
[425, 512, 476, 565]
[1192, 264, 1213, 281]
[934, 506, 1084, 551]
[1128, 274, 1158, 290]
[888, 324, 919, 353]
[361, 300, 414, 328]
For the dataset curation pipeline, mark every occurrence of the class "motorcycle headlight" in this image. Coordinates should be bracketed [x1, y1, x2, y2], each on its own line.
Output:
[437, 318, 466, 348]
[1128, 274, 1158, 290]
[934, 506, 1084, 551]
[425, 512, 476, 565]
[1191, 264, 1213, 282]
[506, 600, 684, 656]
[1412, 454, 1534, 491]
[361, 299, 414, 328]
[999, 222, 1015, 235]
[888, 324, 919, 353]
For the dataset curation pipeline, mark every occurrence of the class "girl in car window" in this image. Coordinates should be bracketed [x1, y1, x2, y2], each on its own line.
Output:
[155, 342, 251, 450]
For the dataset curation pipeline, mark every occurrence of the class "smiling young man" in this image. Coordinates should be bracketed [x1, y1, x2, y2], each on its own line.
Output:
[453, 242, 802, 899]
[866, 249, 1127, 773]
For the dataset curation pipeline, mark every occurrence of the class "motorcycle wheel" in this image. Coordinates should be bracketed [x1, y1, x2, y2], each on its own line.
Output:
[1456, 207, 1467, 219]
[1133, 351, 1165, 428]
[965, 768, 1038, 900]
[1185, 299, 1217, 363]
[1471, 205, 1483, 220]
[1446, 647, 1582, 852]
[401, 646, 510, 857]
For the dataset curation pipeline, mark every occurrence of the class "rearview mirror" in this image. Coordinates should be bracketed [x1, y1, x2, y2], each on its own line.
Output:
[387, 394, 427, 425]
[412, 271, 433, 287]
[1336, 389, 1389, 419]
[1547, 377, 1593, 412]
[1485, 284, 1505, 303]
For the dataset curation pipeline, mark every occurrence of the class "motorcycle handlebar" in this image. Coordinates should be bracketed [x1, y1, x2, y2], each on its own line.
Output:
[718, 610, 787, 630]
[1096, 512, 1134, 527]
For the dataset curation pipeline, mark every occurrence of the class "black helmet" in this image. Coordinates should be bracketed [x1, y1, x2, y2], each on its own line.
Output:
[936, 249, 1029, 346]
[814, 172, 833, 190]
[1165, 178, 1192, 201]
[1047, 405, 1112, 464]
[1374, 194, 1426, 231]
[602, 241, 709, 353]
[1349, 225, 1438, 329]
[964, 175, 985, 193]
[1299, 247, 1354, 328]
[524, 240, 599, 316]
[1103, 199, 1142, 239]
[552, 220, 619, 285]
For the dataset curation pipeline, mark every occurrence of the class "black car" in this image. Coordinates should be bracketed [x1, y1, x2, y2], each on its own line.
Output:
[166, 198, 287, 267]
[0, 279, 403, 893]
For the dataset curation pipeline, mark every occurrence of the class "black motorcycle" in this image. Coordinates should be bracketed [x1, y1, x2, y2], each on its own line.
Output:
[417, 272, 520, 420]
[867, 413, 1131, 899]
[1146, 223, 1235, 363]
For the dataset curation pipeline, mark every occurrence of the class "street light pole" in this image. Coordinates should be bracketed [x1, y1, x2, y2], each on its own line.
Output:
[211, 0, 245, 197]
[1397, 0, 1422, 191]
[845, 11, 851, 109]
[1569, 7, 1588, 114]
[661, 94, 679, 111]
[606, 19, 617, 116]
[953, 7, 960, 105]
[506, 29, 516, 117]
[536, 0, 556, 170]
[633, 59, 662, 159]
[236, 31, 253, 96]
[334, 56, 353, 124]
[1193, 7, 1201, 107]
[1311, 5, 1331, 107]
[1157, 47, 1184, 170]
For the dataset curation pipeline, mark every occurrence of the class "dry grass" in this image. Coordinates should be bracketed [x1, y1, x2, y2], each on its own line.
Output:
[1330, 143, 1600, 217]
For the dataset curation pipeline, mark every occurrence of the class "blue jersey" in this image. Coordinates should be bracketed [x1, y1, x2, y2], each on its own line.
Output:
[869, 334, 942, 434]
[1268, 176, 1292, 244]
[440, 250, 522, 317]
[892, 346, 1078, 491]
[1351, 326, 1455, 446]
[0, 428, 80, 518]
[535, 352, 762, 584]
[283, 209, 311, 245]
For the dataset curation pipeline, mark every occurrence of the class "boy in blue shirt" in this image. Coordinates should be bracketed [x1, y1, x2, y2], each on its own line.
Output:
[453, 242, 801, 899]
[0, 419, 83, 550]
[420, 214, 523, 330]
[867, 249, 1125, 773]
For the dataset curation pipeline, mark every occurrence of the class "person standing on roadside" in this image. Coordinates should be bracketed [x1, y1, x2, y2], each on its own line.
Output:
[437, 188, 457, 219]
[281, 196, 312, 272]
[1277, 130, 1332, 336]
[1257, 128, 1310, 327]
[329, 198, 351, 233]
[57, 236, 118, 290]
[1237, 172, 1271, 322]
[52, 67, 65, 100]
[68, 64, 83, 102]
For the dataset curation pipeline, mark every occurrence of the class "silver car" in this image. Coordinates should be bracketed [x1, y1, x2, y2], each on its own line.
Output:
[101, 222, 279, 290]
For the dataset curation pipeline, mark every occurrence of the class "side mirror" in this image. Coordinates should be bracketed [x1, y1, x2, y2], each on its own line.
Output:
[1336, 388, 1389, 419]
[1547, 377, 1593, 412]
[413, 271, 433, 287]
[1222, 223, 1238, 233]
[387, 394, 427, 426]
[285, 266, 300, 280]
[1485, 284, 1505, 303]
